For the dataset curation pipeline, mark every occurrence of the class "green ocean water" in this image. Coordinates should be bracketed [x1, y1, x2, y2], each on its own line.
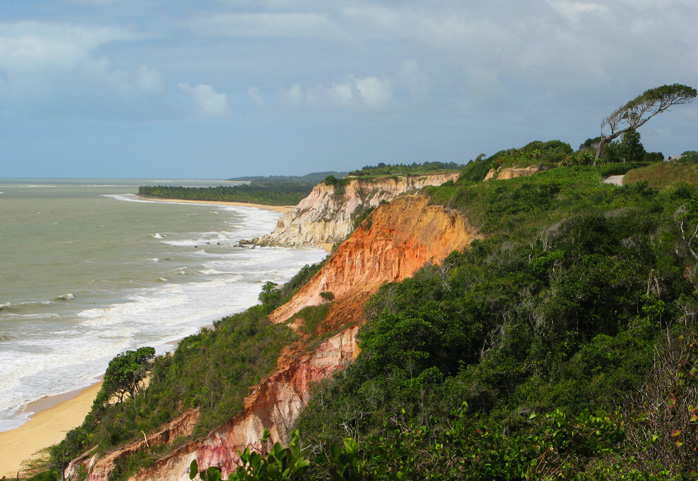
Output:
[0, 178, 326, 431]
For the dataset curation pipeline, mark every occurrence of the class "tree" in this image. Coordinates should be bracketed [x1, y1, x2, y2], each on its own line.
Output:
[258, 281, 281, 310]
[595, 84, 696, 159]
[677, 197, 698, 261]
[680, 151, 698, 164]
[98, 346, 155, 405]
[619, 129, 645, 163]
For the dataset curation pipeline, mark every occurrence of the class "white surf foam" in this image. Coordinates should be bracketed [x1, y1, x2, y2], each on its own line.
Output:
[0, 241, 326, 433]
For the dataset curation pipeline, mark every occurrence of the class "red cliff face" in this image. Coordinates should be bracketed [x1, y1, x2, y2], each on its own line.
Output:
[65, 409, 200, 481]
[270, 195, 479, 328]
[129, 327, 359, 481]
[67, 194, 479, 481]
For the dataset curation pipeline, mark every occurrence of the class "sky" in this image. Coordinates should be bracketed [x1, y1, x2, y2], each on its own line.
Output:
[1, 0, 697, 179]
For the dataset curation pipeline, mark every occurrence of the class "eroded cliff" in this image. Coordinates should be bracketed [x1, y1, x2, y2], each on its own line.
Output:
[483, 166, 543, 180]
[252, 173, 459, 249]
[269, 195, 479, 328]
[66, 194, 479, 481]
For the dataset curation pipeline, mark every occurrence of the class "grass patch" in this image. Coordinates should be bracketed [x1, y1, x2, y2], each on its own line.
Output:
[293, 303, 331, 337]
[599, 161, 651, 177]
[624, 162, 698, 189]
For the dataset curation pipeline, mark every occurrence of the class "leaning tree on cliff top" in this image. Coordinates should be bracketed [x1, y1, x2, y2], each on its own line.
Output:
[595, 83, 697, 159]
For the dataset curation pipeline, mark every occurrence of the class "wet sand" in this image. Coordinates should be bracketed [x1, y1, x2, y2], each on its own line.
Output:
[0, 382, 102, 478]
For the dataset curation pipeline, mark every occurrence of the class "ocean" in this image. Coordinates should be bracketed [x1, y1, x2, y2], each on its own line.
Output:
[0, 178, 326, 432]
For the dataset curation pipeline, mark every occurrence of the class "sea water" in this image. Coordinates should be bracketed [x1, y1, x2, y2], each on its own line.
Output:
[0, 178, 326, 432]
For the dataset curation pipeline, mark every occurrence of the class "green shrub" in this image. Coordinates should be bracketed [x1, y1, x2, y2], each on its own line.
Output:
[319, 291, 334, 302]
[294, 304, 331, 337]
[600, 161, 650, 177]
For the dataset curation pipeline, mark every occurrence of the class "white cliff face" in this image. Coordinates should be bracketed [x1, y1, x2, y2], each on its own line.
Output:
[253, 173, 460, 248]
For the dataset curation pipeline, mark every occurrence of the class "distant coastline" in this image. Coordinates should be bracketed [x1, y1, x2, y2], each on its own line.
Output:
[134, 195, 294, 214]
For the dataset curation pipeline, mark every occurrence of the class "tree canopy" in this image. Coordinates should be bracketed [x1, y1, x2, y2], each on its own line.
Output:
[98, 346, 155, 405]
[596, 83, 696, 159]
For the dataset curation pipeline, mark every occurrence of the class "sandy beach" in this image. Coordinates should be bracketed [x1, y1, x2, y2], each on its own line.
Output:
[0, 382, 102, 478]
[136, 196, 294, 214]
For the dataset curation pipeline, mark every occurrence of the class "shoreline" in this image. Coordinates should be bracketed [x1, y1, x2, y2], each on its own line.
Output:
[0, 197, 315, 478]
[0, 382, 103, 478]
[135, 196, 294, 214]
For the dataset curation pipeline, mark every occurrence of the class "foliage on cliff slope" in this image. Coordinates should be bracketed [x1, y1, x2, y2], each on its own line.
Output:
[293, 166, 698, 479]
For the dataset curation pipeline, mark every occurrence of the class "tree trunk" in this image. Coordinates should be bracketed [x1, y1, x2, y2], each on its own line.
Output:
[595, 136, 607, 160]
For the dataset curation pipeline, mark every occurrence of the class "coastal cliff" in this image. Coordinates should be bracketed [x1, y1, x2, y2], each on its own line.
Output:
[269, 195, 478, 327]
[483, 166, 542, 180]
[252, 173, 459, 248]
[66, 194, 479, 481]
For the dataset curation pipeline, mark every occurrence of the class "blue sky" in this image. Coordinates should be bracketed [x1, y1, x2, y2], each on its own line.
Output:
[1, 0, 697, 178]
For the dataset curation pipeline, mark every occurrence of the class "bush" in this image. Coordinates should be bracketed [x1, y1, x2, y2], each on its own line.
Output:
[319, 291, 334, 301]
[600, 161, 650, 177]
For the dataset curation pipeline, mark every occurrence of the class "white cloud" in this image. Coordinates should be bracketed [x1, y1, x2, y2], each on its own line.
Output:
[0, 22, 135, 71]
[0, 21, 166, 120]
[188, 12, 338, 39]
[248, 86, 265, 107]
[178, 83, 231, 117]
[354, 77, 393, 110]
[339, 5, 410, 39]
[546, 1, 606, 21]
[395, 61, 430, 102]
[280, 75, 395, 112]
[283, 83, 304, 106]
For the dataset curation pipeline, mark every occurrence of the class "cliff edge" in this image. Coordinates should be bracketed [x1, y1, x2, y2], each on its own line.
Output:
[252, 173, 459, 249]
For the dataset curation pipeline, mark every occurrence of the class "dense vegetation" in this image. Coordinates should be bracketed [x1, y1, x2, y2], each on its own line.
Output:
[461, 133, 664, 183]
[139, 172, 350, 206]
[347, 161, 463, 178]
[290, 166, 698, 480]
[138, 182, 315, 206]
[185, 164, 698, 480]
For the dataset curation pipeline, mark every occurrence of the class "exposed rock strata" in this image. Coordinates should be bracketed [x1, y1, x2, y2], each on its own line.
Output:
[65, 410, 200, 481]
[129, 327, 360, 481]
[253, 173, 459, 248]
[66, 194, 479, 481]
[484, 166, 542, 181]
[269, 195, 479, 326]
